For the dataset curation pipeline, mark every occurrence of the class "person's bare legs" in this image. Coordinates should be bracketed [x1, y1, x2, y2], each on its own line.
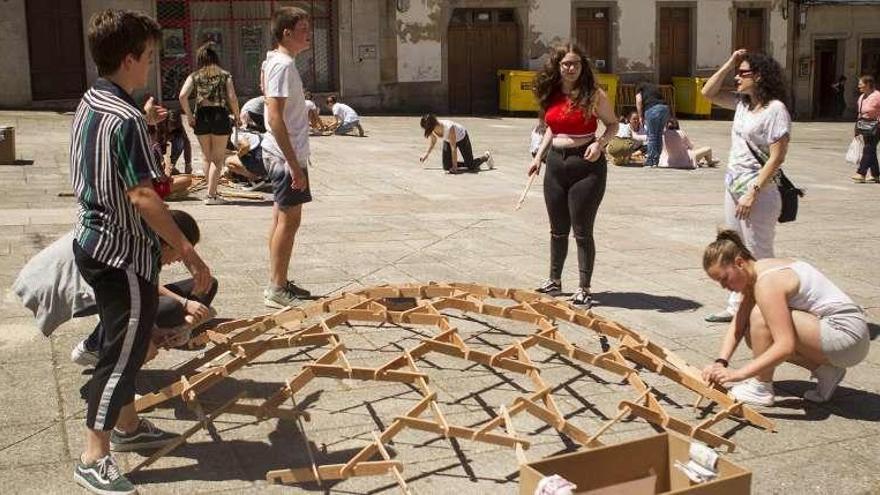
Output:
[82, 402, 138, 463]
[269, 204, 302, 287]
[694, 146, 713, 165]
[224, 155, 259, 181]
[206, 134, 228, 197]
[196, 134, 213, 179]
[745, 306, 828, 383]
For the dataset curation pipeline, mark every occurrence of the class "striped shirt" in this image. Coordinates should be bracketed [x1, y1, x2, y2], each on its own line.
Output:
[70, 78, 162, 282]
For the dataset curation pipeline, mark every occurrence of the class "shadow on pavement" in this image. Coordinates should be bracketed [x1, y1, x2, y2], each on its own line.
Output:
[592, 291, 702, 313]
[762, 380, 880, 423]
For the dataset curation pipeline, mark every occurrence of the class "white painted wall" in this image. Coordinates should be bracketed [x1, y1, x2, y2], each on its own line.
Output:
[527, 1, 571, 70]
[616, 0, 655, 75]
[0, 0, 31, 106]
[396, 1, 442, 83]
[338, 0, 381, 102]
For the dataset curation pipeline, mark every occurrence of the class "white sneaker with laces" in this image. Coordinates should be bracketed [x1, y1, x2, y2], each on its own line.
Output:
[484, 151, 495, 169]
[729, 378, 775, 406]
[803, 365, 846, 403]
[204, 195, 227, 205]
[71, 339, 99, 367]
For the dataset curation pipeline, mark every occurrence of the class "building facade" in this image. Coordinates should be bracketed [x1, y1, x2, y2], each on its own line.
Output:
[1, 0, 878, 118]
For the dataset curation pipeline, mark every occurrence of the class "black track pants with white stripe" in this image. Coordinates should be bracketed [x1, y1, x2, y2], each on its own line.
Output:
[74, 242, 158, 431]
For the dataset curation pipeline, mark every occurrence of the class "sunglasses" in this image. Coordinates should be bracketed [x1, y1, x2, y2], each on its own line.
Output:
[735, 69, 754, 78]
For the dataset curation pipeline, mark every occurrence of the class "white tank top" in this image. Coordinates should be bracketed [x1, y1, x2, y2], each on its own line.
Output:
[440, 119, 467, 143]
[757, 260, 858, 317]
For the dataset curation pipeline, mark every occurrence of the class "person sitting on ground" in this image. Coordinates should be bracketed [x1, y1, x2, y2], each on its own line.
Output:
[658, 118, 716, 169]
[147, 124, 192, 197]
[419, 113, 494, 174]
[13, 210, 219, 365]
[701, 230, 870, 406]
[240, 95, 266, 133]
[605, 110, 646, 165]
[163, 110, 193, 174]
[304, 91, 330, 134]
[326, 95, 365, 136]
[224, 128, 268, 190]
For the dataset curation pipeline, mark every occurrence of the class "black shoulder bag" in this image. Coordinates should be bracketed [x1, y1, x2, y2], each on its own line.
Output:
[744, 140, 804, 223]
[856, 98, 880, 137]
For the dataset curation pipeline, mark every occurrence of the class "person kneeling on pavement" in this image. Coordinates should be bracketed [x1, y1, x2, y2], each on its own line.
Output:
[701, 230, 870, 407]
[225, 127, 269, 191]
[14, 210, 219, 364]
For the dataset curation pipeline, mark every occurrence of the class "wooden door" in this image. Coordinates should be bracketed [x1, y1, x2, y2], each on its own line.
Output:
[813, 39, 838, 118]
[576, 8, 610, 72]
[26, 0, 86, 100]
[735, 9, 765, 54]
[658, 7, 691, 84]
[448, 9, 520, 114]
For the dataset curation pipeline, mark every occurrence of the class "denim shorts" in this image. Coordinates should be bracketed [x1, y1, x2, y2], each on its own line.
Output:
[263, 152, 312, 208]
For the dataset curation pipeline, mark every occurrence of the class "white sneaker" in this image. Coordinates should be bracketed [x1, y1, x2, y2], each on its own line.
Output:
[204, 195, 227, 205]
[484, 151, 495, 169]
[803, 365, 846, 403]
[71, 339, 99, 367]
[729, 378, 775, 406]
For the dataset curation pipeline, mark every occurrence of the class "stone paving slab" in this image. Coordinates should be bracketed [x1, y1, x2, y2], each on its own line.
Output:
[0, 111, 878, 494]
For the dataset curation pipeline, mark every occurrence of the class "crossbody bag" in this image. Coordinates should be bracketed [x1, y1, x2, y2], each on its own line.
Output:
[743, 140, 804, 223]
[856, 97, 879, 136]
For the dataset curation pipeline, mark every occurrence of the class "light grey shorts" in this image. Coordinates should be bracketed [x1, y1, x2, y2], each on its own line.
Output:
[820, 310, 870, 368]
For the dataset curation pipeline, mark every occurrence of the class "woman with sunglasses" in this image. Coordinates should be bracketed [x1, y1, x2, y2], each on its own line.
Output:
[700, 49, 792, 323]
[529, 43, 618, 306]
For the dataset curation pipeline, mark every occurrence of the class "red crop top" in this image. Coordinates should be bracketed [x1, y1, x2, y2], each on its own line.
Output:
[544, 91, 597, 137]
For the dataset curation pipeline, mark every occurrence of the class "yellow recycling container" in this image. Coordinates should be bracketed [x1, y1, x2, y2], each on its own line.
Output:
[498, 69, 539, 112]
[672, 76, 712, 116]
[595, 73, 619, 110]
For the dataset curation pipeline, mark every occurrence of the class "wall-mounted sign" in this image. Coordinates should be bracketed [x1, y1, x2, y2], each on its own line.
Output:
[358, 44, 377, 60]
[798, 57, 811, 79]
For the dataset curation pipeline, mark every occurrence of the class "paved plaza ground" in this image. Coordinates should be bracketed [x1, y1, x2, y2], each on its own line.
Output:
[0, 110, 878, 494]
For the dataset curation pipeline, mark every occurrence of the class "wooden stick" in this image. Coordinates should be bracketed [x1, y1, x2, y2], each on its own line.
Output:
[131, 392, 244, 472]
[515, 171, 538, 210]
[371, 431, 411, 494]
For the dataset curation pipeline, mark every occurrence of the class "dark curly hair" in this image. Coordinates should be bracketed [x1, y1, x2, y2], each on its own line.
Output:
[533, 42, 598, 117]
[740, 52, 788, 108]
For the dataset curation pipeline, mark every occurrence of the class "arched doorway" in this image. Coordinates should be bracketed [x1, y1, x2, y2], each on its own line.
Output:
[447, 8, 521, 114]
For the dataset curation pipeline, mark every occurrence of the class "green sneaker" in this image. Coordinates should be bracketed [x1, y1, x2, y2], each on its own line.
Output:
[74, 454, 136, 495]
[110, 418, 180, 452]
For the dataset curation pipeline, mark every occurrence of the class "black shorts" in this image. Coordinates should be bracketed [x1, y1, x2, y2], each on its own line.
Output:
[264, 152, 312, 208]
[194, 106, 232, 136]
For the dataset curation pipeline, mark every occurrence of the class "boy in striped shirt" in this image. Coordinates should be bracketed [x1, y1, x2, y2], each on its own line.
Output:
[70, 10, 212, 495]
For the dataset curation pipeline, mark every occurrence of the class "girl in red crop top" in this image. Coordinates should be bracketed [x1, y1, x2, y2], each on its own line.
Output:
[543, 91, 599, 138]
[525, 43, 619, 308]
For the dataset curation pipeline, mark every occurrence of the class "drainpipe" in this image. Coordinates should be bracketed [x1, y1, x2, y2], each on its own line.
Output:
[789, 0, 800, 118]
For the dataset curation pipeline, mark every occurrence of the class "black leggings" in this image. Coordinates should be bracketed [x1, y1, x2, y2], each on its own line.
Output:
[442, 135, 487, 171]
[543, 144, 607, 289]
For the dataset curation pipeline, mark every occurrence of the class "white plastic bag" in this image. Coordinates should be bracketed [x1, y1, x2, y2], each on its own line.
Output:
[846, 135, 863, 166]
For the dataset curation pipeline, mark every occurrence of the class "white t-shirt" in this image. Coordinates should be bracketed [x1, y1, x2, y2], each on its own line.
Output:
[725, 99, 790, 194]
[440, 119, 467, 143]
[331, 102, 359, 124]
[304, 99, 318, 114]
[260, 50, 310, 168]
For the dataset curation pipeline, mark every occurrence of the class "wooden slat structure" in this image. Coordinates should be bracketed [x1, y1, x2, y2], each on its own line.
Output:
[134, 282, 773, 492]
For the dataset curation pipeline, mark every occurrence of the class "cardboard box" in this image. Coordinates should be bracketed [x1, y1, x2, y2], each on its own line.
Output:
[519, 432, 750, 495]
[0, 126, 14, 164]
